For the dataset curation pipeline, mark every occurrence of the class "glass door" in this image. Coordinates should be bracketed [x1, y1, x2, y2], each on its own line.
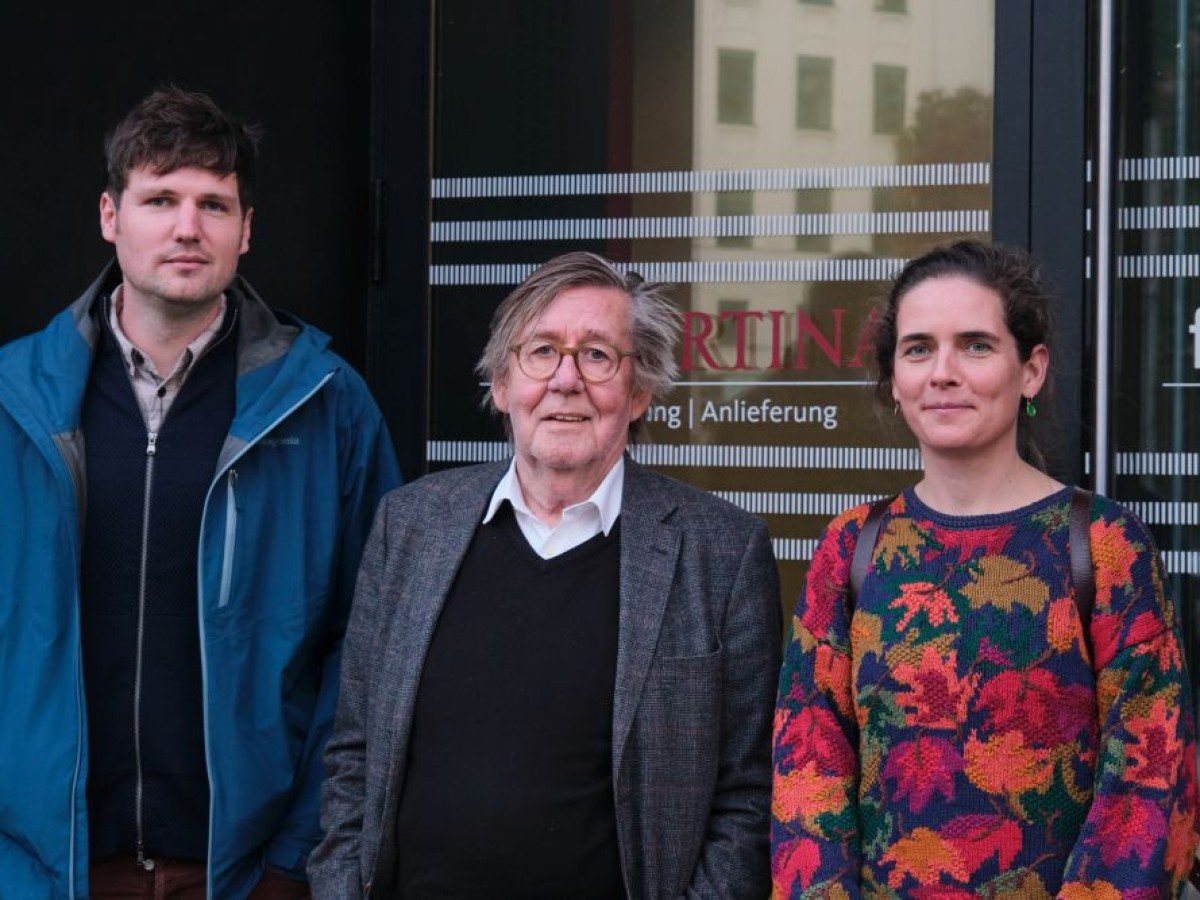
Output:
[426, 0, 996, 607]
[1107, 0, 1200, 677]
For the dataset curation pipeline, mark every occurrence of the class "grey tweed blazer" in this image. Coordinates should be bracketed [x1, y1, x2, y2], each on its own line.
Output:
[308, 458, 781, 899]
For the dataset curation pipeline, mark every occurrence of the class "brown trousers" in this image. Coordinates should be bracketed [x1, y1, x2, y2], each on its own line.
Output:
[89, 856, 309, 899]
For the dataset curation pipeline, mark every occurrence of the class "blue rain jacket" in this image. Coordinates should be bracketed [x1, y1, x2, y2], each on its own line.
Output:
[0, 264, 401, 898]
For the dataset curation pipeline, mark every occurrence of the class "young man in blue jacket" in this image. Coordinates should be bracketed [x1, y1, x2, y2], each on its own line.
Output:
[0, 87, 401, 898]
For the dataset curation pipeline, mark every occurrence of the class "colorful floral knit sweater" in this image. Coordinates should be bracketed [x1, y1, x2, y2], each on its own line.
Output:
[772, 487, 1199, 898]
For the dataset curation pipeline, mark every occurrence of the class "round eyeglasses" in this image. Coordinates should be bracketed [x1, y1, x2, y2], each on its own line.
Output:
[511, 339, 636, 384]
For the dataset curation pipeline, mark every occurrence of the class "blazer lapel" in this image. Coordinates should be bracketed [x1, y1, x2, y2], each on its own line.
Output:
[374, 462, 508, 876]
[384, 519, 480, 743]
[613, 461, 681, 774]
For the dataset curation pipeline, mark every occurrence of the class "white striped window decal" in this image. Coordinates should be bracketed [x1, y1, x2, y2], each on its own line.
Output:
[1114, 453, 1200, 476]
[1119, 156, 1200, 181]
[772, 539, 821, 564]
[1124, 502, 1200, 526]
[431, 257, 911, 286]
[775, 546, 1200, 574]
[713, 491, 886, 516]
[432, 162, 991, 199]
[440, 255, 1200, 286]
[1120, 205, 1200, 230]
[430, 158, 1200, 284]
[425, 440, 923, 471]
[1162, 553, 1200, 577]
[1117, 255, 1200, 278]
[432, 210, 988, 243]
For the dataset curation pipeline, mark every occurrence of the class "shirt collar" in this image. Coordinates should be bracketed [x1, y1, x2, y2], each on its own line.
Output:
[107, 285, 228, 380]
[483, 456, 626, 534]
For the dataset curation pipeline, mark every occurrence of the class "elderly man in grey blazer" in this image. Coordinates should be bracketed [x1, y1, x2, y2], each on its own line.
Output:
[309, 252, 782, 899]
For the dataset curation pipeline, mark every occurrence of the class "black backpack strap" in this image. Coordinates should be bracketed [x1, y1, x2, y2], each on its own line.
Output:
[1068, 487, 1095, 647]
[850, 496, 894, 603]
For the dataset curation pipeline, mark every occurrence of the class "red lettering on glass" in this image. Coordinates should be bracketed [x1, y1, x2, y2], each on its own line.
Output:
[718, 310, 763, 370]
[682, 311, 723, 371]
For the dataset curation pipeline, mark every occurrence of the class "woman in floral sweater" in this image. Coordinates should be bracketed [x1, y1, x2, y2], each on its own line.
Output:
[772, 240, 1199, 897]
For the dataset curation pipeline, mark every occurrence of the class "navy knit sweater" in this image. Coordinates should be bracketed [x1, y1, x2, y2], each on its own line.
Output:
[80, 302, 237, 863]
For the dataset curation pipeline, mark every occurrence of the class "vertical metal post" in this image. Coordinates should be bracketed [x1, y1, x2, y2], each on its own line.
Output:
[1092, 0, 1117, 494]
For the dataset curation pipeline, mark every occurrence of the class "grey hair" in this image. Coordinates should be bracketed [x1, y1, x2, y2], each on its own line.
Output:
[476, 251, 680, 416]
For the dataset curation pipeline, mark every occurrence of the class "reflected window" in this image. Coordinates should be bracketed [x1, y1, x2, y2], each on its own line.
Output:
[875, 0, 907, 11]
[873, 64, 907, 134]
[801, 0, 834, 5]
[718, 49, 755, 125]
[796, 56, 834, 130]
[795, 189, 832, 253]
[717, 191, 754, 248]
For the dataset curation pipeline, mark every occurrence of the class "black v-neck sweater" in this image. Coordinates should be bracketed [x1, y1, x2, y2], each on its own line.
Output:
[395, 505, 625, 898]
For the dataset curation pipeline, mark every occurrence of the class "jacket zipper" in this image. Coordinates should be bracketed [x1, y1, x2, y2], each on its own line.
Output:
[134, 431, 158, 871]
[131, 305, 239, 872]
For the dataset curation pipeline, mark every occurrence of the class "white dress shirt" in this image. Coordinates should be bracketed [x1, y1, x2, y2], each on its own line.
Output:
[483, 457, 625, 559]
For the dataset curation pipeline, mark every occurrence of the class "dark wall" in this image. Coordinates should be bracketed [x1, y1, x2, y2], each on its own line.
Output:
[0, 1, 372, 373]
[366, 1, 433, 480]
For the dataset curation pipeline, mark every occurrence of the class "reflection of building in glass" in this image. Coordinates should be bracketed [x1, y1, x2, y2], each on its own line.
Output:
[692, 0, 993, 368]
[718, 48, 756, 124]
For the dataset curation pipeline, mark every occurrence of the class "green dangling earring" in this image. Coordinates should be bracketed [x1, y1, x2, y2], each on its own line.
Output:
[1024, 395, 1037, 418]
